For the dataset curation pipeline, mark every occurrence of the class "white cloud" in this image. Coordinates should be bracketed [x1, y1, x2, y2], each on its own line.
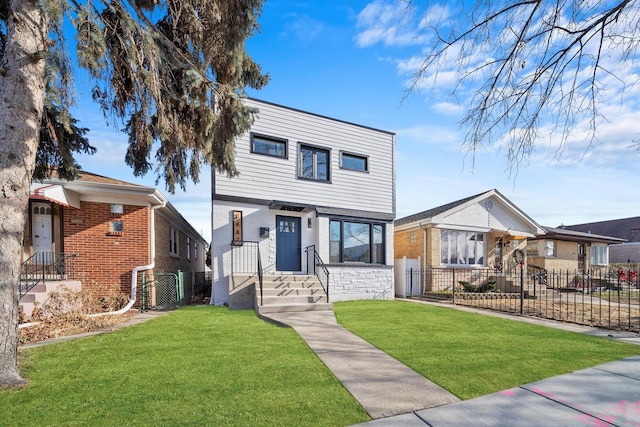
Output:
[282, 13, 325, 44]
[355, 0, 428, 47]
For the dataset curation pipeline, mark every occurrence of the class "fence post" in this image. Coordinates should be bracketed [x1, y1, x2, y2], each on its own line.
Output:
[520, 265, 524, 315]
[177, 270, 184, 305]
[409, 268, 413, 298]
[452, 268, 456, 305]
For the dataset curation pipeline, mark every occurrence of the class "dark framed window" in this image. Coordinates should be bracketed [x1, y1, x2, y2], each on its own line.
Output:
[299, 144, 330, 181]
[169, 227, 179, 256]
[341, 152, 368, 172]
[251, 133, 287, 158]
[330, 220, 384, 264]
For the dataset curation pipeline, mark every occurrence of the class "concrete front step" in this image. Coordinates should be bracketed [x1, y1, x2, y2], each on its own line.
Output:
[19, 280, 82, 320]
[261, 294, 328, 305]
[261, 287, 325, 297]
[253, 273, 331, 314]
[257, 302, 333, 314]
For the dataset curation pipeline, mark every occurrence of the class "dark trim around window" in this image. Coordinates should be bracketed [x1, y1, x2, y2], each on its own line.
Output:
[330, 219, 385, 264]
[340, 150, 369, 172]
[298, 142, 331, 183]
[250, 133, 288, 159]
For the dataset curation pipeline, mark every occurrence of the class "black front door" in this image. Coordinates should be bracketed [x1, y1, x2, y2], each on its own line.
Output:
[276, 216, 301, 271]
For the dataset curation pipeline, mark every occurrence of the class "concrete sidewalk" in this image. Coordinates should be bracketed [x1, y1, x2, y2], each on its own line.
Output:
[356, 356, 640, 426]
[262, 311, 460, 419]
[263, 301, 640, 426]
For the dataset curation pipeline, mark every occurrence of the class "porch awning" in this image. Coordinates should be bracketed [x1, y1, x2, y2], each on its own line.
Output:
[30, 184, 81, 209]
[504, 229, 537, 239]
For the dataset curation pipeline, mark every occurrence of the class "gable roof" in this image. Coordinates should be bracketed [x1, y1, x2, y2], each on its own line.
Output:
[395, 192, 484, 227]
[561, 217, 640, 243]
[395, 189, 544, 236]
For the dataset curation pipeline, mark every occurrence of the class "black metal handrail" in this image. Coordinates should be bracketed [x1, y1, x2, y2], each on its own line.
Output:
[19, 251, 77, 299]
[230, 241, 264, 306]
[305, 245, 330, 302]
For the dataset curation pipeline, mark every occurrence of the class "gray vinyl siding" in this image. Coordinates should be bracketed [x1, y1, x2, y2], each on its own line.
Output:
[215, 99, 395, 215]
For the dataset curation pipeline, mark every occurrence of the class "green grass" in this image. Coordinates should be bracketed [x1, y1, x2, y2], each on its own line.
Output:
[4, 301, 640, 426]
[334, 300, 640, 400]
[1, 306, 369, 427]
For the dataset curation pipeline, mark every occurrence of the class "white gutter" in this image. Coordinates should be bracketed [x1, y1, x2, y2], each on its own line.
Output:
[92, 196, 166, 317]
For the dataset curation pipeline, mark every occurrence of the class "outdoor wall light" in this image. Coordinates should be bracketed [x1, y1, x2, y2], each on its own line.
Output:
[308, 218, 312, 228]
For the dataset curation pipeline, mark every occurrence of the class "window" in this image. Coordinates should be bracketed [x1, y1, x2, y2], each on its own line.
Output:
[187, 236, 191, 260]
[591, 244, 608, 266]
[251, 133, 287, 158]
[330, 220, 384, 264]
[169, 227, 179, 256]
[544, 240, 556, 257]
[409, 231, 417, 244]
[341, 152, 368, 172]
[440, 230, 485, 266]
[109, 221, 123, 233]
[110, 204, 123, 214]
[299, 144, 330, 181]
[194, 242, 198, 260]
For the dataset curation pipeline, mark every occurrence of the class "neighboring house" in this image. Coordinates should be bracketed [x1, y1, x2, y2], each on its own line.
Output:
[22, 171, 207, 317]
[211, 98, 396, 309]
[394, 189, 545, 275]
[560, 217, 640, 263]
[527, 227, 625, 272]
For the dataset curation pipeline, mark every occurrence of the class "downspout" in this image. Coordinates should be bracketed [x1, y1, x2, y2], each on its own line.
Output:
[92, 197, 166, 317]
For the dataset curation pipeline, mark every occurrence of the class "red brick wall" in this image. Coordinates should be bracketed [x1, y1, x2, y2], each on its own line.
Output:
[154, 213, 206, 273]
[63, 202, 150, 297]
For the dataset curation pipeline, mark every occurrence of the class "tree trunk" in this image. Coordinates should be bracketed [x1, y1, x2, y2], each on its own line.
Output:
[0, 0, 48, 388]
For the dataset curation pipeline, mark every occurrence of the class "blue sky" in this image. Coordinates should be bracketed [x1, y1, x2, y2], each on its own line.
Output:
[73, 1, 640, 243]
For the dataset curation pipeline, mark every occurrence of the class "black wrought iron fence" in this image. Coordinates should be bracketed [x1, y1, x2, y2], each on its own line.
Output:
[407, 266, 640, 333]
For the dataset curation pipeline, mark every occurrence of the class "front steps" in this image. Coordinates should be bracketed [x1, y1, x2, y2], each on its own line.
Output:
[253, 274, 332, 314]
[19, 280, 82, 320]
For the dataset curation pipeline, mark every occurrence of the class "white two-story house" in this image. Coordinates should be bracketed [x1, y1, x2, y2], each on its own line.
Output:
[211, 99, 395, 310]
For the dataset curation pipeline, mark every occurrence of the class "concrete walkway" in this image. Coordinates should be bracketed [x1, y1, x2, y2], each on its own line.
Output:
[262, 310, 460, 419]
[263, 300, 640, 426]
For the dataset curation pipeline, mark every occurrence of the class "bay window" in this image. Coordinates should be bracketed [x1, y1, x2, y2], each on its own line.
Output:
[440, 230, 485, 266]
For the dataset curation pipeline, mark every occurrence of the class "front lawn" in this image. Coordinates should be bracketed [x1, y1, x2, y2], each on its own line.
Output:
[1, 306, 369, 427]
[3, 301, 640, 426]
[334, 300, 640, 400]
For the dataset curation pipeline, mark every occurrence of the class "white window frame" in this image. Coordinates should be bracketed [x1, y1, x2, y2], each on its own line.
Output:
[187, 236, 191, 260]
[440, 229, 486, 266]
[544, 240, 556, 257]
[591, 244, 608, 266]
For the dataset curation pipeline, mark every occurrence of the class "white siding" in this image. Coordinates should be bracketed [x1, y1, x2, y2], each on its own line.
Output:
[441, 197, 538, 235]
[215, 99, 395, 215]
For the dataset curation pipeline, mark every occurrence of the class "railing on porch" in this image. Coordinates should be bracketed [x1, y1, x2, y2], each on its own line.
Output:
[230, 241, 264, 305]
[305, 245, 330, 301]
[19, 251, 77, 299]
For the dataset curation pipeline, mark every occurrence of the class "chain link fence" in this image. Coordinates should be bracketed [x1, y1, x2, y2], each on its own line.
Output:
[142, 270, 211, 310]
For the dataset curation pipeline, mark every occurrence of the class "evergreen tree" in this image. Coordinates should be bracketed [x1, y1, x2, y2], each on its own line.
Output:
[0, 0, 268, 387]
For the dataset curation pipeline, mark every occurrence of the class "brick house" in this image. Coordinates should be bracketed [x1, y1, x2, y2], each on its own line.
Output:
[21, 171, 207, 317]
[527, 226, 625, 272]
[211, 99, 396, 311]
[560, 217, 640, 264]
[395, 189, 544, 274]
